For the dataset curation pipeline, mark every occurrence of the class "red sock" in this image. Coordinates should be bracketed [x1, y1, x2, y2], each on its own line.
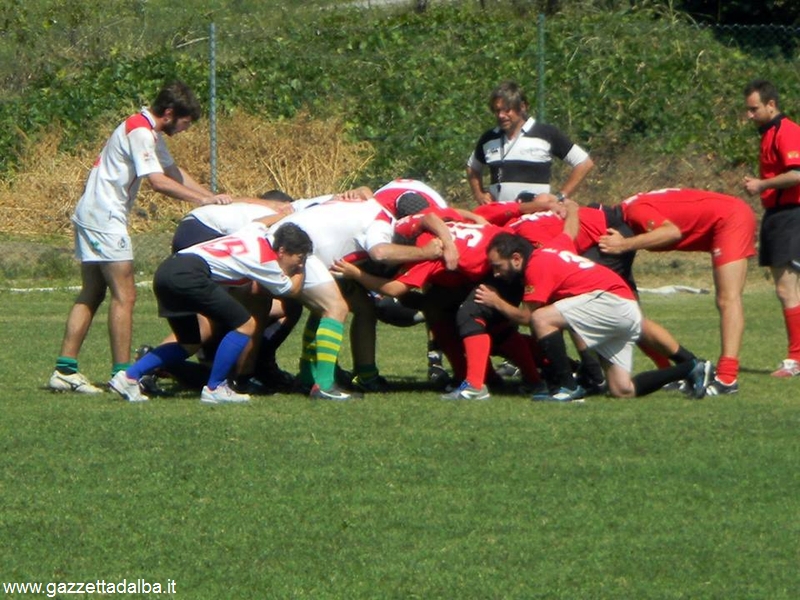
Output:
[715, 356, 739, 385]
[464, 334, 491, 388]
[637, 341, 671, 369]
[784, 305, 800, 360]
[496, 331, 542, 383]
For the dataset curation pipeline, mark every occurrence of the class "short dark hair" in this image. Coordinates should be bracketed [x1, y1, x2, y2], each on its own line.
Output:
[744, 79, 779, 108]
[395, 192, 431, 219]
[272, 223, 313, 256]
[260, 189, 294, 202]
[151, 80, 202, 121]
[489, 80, 529, 117]
[487, 232, 533, 261]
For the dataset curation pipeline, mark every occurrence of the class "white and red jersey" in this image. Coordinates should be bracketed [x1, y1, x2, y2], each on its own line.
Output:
[394, 220, 505, 289]
[270, 197, 393, 267]
[72, 108, 173, 234]
[180, 221, 294, 294]
[523, 234, 636, 305]
[373, 178, 448, 216]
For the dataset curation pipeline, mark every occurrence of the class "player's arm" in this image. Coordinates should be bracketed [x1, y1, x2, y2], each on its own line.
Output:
[743, 169, 800, 195]
[559, 155, 595, 198]
[598, 220, 681, 254]
[474, 284, 531, 326]
[419, 212, 459, 269]
[467, 165, 493, 205]
[368, 239, 443, 265]
[330, 259, 410, 297]
[452, 208, 489, 224]
[562, 199, 580, 240]
[284, 271, 306, 297]
[148, 168, 232, 206]
[333, 186, 374, 202]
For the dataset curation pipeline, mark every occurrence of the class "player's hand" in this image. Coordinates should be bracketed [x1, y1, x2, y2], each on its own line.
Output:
[443, 243, 459, 270]
[743, 176, 762, 196]
[330, 259, 360, 279]
[474, 284, 500, 308]
[420, 238, 444, 260]
[598, 228, 626, 254]
[208, 194, 233, 205]
[476, 191, 494, 206]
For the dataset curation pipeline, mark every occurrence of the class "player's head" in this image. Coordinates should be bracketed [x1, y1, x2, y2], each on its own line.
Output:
[486, 232, 532, 281]
[489, 80, 529, 131]
[272, 223, 313, 275]
[744, 79, 780, 126]
[260, 189, 294, 202]
[395, 192, 431, 219]
[152, 81, 202, 135]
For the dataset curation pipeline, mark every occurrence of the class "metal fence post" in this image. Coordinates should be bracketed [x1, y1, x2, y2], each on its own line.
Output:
[537, 13, 545, 122]
[209, 22, 218, 193]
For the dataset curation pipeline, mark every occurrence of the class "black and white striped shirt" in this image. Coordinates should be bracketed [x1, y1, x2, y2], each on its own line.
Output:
[467, 117, 590, 203]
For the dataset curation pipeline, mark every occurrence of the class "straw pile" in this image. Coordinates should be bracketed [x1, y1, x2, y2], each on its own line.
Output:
[0, 111, 374, 237]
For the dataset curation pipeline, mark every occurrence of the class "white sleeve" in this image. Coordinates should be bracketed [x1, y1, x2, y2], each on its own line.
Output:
[563, 145, 590, 168]
[128, 127, 165, 177]
[466, 151, 484, 172]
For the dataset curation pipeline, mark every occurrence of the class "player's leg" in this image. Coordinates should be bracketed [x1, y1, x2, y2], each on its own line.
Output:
[298, 274, 351, 398]
[770, 264, 800, 376]
[710, 257, 748, 389]
[530, 304, 582, 400]
[49, 261, 107, 393]
[101, 259, 137, 376]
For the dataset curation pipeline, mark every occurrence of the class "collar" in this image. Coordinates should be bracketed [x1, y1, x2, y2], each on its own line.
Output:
[500, 117, 536, 141]
[140, 107, 157, 129]
[759, 113, 786, 136]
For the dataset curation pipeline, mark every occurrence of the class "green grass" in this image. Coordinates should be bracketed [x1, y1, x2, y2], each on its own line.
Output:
[1, 285, 800, 598]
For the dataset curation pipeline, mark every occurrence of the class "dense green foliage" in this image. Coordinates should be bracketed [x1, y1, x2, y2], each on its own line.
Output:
[1, 2, 799, 194]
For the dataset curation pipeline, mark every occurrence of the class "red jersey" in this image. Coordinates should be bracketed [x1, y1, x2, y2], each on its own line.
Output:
[619, 188, 755, 254]
[394, 221, 505, 289]
[758, 115, 800, 209]
[504, 207, 608, 254]
[523, 234, 636, 305]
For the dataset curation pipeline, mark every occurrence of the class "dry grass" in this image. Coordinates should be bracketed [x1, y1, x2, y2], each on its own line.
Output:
[0, 112, 374, 237]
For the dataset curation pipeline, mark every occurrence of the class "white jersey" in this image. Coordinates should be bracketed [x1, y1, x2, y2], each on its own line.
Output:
[270, 198, 393, 267]
[72, 108, 173, 234]
[186, 202, 278, 235]
[180, 222, 293, 295]
[185, 196, 332, 236]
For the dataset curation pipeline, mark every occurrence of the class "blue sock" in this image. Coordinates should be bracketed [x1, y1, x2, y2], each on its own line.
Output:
[207, 331, 249, 389]
[128, 343, 189, 380]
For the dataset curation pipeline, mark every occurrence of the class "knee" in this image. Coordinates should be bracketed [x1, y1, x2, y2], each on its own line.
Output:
[324, 300, 349, 322]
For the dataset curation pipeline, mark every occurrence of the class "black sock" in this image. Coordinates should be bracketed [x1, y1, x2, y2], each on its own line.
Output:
[669, 345, 696, 364]
[633, 361, 694, 397]
[538, 331, 577, 389]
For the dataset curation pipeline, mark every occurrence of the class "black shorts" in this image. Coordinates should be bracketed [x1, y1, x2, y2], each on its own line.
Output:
[759, 205, 800, 268]
[456, 276, 523, 339]
[153, 254, 251, 343]
[171, 217, 222, 253]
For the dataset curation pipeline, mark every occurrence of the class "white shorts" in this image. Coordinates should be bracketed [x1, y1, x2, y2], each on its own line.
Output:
[302, 255, 334, 289]
[555, 291, 642, 371]
[74, 224, 133, 262]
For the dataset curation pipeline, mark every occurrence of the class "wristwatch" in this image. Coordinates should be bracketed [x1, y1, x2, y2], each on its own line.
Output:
[555, 192, 566, 203]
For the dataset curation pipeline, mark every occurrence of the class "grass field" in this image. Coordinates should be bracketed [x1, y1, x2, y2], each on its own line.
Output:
[2, 281, 800, 599]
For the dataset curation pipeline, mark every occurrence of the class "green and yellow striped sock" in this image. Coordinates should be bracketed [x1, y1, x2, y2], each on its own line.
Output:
[314, 317, 344, 390]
